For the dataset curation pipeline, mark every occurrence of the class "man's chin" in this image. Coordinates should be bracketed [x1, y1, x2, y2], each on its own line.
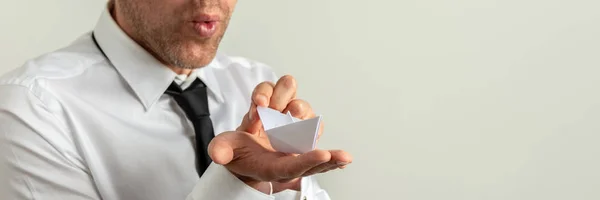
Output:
[173, 55, 217, 69]
[166, 42, 220, 68]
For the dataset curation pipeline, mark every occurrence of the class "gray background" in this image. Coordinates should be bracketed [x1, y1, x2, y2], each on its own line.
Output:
[2, 0, 599, 199]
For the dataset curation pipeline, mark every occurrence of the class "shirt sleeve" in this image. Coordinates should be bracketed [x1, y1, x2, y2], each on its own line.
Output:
[186, 163, 332, 200]
[0, 85, 102, 200]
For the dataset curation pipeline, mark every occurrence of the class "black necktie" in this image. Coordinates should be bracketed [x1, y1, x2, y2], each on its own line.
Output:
[165, 78, 215, 177]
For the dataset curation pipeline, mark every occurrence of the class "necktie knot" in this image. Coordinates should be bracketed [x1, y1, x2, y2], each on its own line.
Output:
[166, 78, 206, 95]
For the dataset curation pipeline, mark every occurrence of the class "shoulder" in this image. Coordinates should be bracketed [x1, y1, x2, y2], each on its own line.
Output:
[0, 33, 106, 90]
[0, 32, 106, 107]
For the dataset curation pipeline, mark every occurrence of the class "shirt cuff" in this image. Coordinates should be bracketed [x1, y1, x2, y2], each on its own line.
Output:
[186, 163, 274, 200]
[273, 176, 331, 200]
[186, 163, 331, 200]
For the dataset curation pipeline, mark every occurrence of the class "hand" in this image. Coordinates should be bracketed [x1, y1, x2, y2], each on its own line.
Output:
[208, 75, 353, 194]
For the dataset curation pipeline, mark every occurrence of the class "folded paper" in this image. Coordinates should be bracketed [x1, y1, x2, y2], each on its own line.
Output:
[256, 106, 321, 154]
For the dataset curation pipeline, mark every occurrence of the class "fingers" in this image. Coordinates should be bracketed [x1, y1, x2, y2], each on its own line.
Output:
[252, 76, 297, 111]
[207, 134, 235, 165]
[301, 162, 337, 177]
[283, 99, 315, 120]
[252, 81, 275, 107]
[213, 131, 353, 183]
[208, 131, 251, 165]
[237, 102, 261, 134]
[247, 76, 299, 125]
[241, 76, 298, 134]
[329, 149, 353, 165]
[300, 150, 351, 176]
[239, 82, 275, 134]
[270, 75, 297, 111]
[283, 99, 326, 140]
[272, 150, 330, 180]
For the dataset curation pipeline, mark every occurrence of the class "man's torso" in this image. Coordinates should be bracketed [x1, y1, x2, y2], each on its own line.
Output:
[0, 33, 277, 199]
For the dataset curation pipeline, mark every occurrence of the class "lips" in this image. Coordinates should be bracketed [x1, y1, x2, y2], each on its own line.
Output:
[191, 14, 221, 37]
[193, 21, 218, 37]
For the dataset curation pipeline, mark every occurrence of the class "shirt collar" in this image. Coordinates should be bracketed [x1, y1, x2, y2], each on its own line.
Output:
[92, 4, 224, 111]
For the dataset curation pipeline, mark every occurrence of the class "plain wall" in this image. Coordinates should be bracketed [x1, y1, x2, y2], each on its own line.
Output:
[3, 0, 600, 199]
[0, 0, 106, 73]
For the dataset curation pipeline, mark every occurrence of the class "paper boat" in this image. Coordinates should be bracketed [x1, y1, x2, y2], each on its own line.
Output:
[256, 106, 322, 154]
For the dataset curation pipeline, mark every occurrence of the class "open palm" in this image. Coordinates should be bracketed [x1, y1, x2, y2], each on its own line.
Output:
[208, 75, 352, 193]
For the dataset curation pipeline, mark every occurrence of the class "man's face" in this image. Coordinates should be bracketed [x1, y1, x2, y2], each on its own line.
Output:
[116, 0, 238, 69]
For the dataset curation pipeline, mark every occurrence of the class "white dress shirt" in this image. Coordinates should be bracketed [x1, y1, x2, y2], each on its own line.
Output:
[0, 6, 330, 200]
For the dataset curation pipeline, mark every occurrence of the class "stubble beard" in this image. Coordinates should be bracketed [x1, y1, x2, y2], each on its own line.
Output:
[118, 2, 228, 69]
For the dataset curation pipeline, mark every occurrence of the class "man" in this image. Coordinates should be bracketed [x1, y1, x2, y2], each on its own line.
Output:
[0, 0, 352, 199]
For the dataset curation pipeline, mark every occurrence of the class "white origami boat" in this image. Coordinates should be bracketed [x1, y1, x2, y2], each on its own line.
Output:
[256, 106, 322, 154]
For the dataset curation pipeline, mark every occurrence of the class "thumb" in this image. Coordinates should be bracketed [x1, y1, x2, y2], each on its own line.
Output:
[208, 132, 238, 165]
[237, 102, 262, 134]
[274, 150, 331, 179]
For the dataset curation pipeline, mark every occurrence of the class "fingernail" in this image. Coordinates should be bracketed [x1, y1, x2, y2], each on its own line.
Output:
[336, 162, 349, 166]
